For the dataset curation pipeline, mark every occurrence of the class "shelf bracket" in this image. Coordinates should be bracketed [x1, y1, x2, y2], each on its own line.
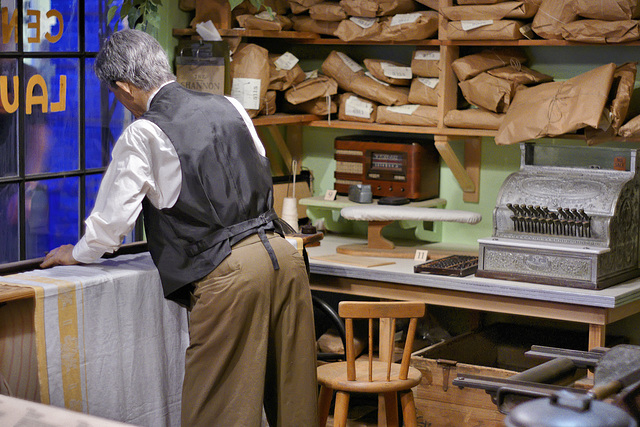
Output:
[434, 135, 481, 203]
[257, 124, 305, 176]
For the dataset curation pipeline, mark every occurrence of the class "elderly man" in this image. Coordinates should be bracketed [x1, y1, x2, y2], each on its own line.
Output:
[41, 29, 318, 427]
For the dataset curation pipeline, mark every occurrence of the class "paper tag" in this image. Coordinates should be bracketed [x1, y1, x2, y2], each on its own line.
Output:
[305, 69, 319, 79]
[387, 104, 419, 115]
[349, 16, 377, 29]
[381, 63, 413, 79]
[414, 50, 440, 61]
[255, 10, 276, 21]
[390, 12, 421, 26]
[365, 71, 389, 86]
[414, 250, 428, 262]
[274, 52, 299, 71]
[418, 77, 439, 89]
[345, 96, 373, 119]
[337, 52, 363, 73]
[461, 20, 493, 31]
[324, 189, 337, 201]
[231, 78, 261, 110]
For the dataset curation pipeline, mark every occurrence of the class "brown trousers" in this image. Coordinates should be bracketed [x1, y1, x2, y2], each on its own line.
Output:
[181, 233, 318, 427]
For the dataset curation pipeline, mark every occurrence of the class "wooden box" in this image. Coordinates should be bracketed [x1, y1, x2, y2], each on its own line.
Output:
[410, 323, 619, 427]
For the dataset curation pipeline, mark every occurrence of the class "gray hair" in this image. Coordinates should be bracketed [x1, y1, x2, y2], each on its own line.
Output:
[94, 29, 175, 91]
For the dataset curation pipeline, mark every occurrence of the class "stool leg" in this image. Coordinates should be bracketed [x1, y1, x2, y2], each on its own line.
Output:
[317, 386, 333, 427]
[383, 392, 399, 427]
[400, 390, 419, 427]
[333, 391, 350, 427]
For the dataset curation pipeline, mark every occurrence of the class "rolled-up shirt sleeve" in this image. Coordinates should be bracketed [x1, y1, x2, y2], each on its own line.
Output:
[72, 120, 181, 263]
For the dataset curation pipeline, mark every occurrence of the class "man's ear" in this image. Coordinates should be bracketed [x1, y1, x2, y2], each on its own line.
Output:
[114, 81, 133, 96]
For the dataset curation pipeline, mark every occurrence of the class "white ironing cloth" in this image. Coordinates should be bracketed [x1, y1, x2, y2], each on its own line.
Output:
[340, 205, 482, 224]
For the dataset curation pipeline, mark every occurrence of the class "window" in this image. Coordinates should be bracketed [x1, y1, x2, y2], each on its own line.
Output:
[0, 0, 135, 264]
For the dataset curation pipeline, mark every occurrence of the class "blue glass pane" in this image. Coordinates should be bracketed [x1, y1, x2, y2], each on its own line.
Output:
[85, 57, 130, 169]
[25, 57, 79, 174]
[0, 59, 19, 177]
[0, 183, 20, 263]
[26, 176, 79, 259]
[1, 1, 18, 52]
[85, 173, 102, 216]
[23, 0, 78, 52]
[86, 0, 124, 52]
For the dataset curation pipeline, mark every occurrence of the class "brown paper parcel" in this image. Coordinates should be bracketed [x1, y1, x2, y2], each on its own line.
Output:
[334, 18, 384, 42]
[441, 2, 539, 20]
[494, 63, 617, 145]
[260, 90, 277, 116]
[585, 62, 638, 144]
[291, 15, 340, 35]
[351, 74, 410, 106]
[339, 0, 416, 17]
[236, 13, 293, 30]
[560, 19, 640, 43]
[286, 95, 337, 115]
[268, 54, 306, 91]
[338, 93, 378, 123]
[230, 43, 270, 118]
[574, 0, 640, 20]
[376, 104, 438, 126]
[452, 48, 528, 81]
[487, 65, 554, 85]
[531, 0, 578, 40]
[284, 75, 338, 105]
[446, 20, 525, 41]
[459, 72, 521, 113]
[321, 50, 366, 92]
[619, 114, 640, 138]
[408, 77, 439, 106]
[364, 59, 412, 86]
[309, 2, 347, 21]
[456, 0, 512, 4]
[444, 108, 505, 130]
[411, 48, 440, 78]
[378, 11, 439, 41]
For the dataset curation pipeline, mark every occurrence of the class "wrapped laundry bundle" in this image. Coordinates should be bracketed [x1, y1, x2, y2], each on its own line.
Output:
[350, 73, 410, 105]
[288, 0, 323, 14]
[309, 2, 347, 21]
[339, 0, 416, 18]
[619, 115, 640, 138]
[230, 43, 270, 118]
[441, 1, 539, 20]
[291, 15, 340, 35]
[444, 108, 505, 130]
[268, 53, 306, 91]
[376, 104, 438, 126]
[408, 77, 439, 106]
[561, 20, 640, 43]
[585, 62, 638, 144]
[452, 48, 528, 82]
[233, 0, 291, 15]
[486, 65, 553, 86]
[334, 17, 384, 41]
[338, 93, 378, 123]
[260, 91, 278, 115]
[574, 0, 640, 20]
[456, 0, 514, 4]
[284, 75, 338, 104]
[364, 59, 412, 86]
[459, 72, 520, 113]
[236, 13, 293, 30]
[321, 50, 366, 92]
[378, 11, 439, 41]
[531, 0, 578, 40]
[286, 95, 338, 115]
[446, 20, 525, 41]
[495, 63, 617, 145]
[411, 48, 440, 78]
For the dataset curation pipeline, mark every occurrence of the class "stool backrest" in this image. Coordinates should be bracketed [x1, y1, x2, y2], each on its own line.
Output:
[338, 301, 426, 382]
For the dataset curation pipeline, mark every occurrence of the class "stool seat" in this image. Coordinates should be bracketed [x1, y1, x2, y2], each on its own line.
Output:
[317, 361, 422, 393]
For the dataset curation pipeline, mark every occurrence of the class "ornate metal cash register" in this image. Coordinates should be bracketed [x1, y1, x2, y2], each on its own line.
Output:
[477, 143, 640, 289]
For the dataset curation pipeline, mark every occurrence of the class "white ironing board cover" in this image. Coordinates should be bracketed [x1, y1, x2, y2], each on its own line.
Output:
[340, 205, 482, 224]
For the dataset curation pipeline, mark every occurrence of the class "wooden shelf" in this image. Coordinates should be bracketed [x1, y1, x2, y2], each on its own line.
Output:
[252, 113, 320, 126]
[307, 119, 497, 137]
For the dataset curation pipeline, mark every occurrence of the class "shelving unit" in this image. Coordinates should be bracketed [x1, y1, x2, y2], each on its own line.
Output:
[173, 0, 640, 204]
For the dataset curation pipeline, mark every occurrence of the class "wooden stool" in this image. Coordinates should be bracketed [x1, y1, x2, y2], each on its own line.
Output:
[316, 301, 426, 427]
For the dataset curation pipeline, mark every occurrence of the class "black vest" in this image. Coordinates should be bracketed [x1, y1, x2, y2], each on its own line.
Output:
[141, 82, 277, 304]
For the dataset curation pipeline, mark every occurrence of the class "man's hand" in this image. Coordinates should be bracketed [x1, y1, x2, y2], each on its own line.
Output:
[40, 244, 80, 268]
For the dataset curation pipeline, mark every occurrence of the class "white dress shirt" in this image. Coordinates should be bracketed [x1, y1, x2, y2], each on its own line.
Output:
[73, 87, 265, 263]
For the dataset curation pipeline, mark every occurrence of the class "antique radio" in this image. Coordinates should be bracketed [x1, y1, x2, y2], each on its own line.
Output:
[477, 143, 640, 290]
[334, 135, 440, 201]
